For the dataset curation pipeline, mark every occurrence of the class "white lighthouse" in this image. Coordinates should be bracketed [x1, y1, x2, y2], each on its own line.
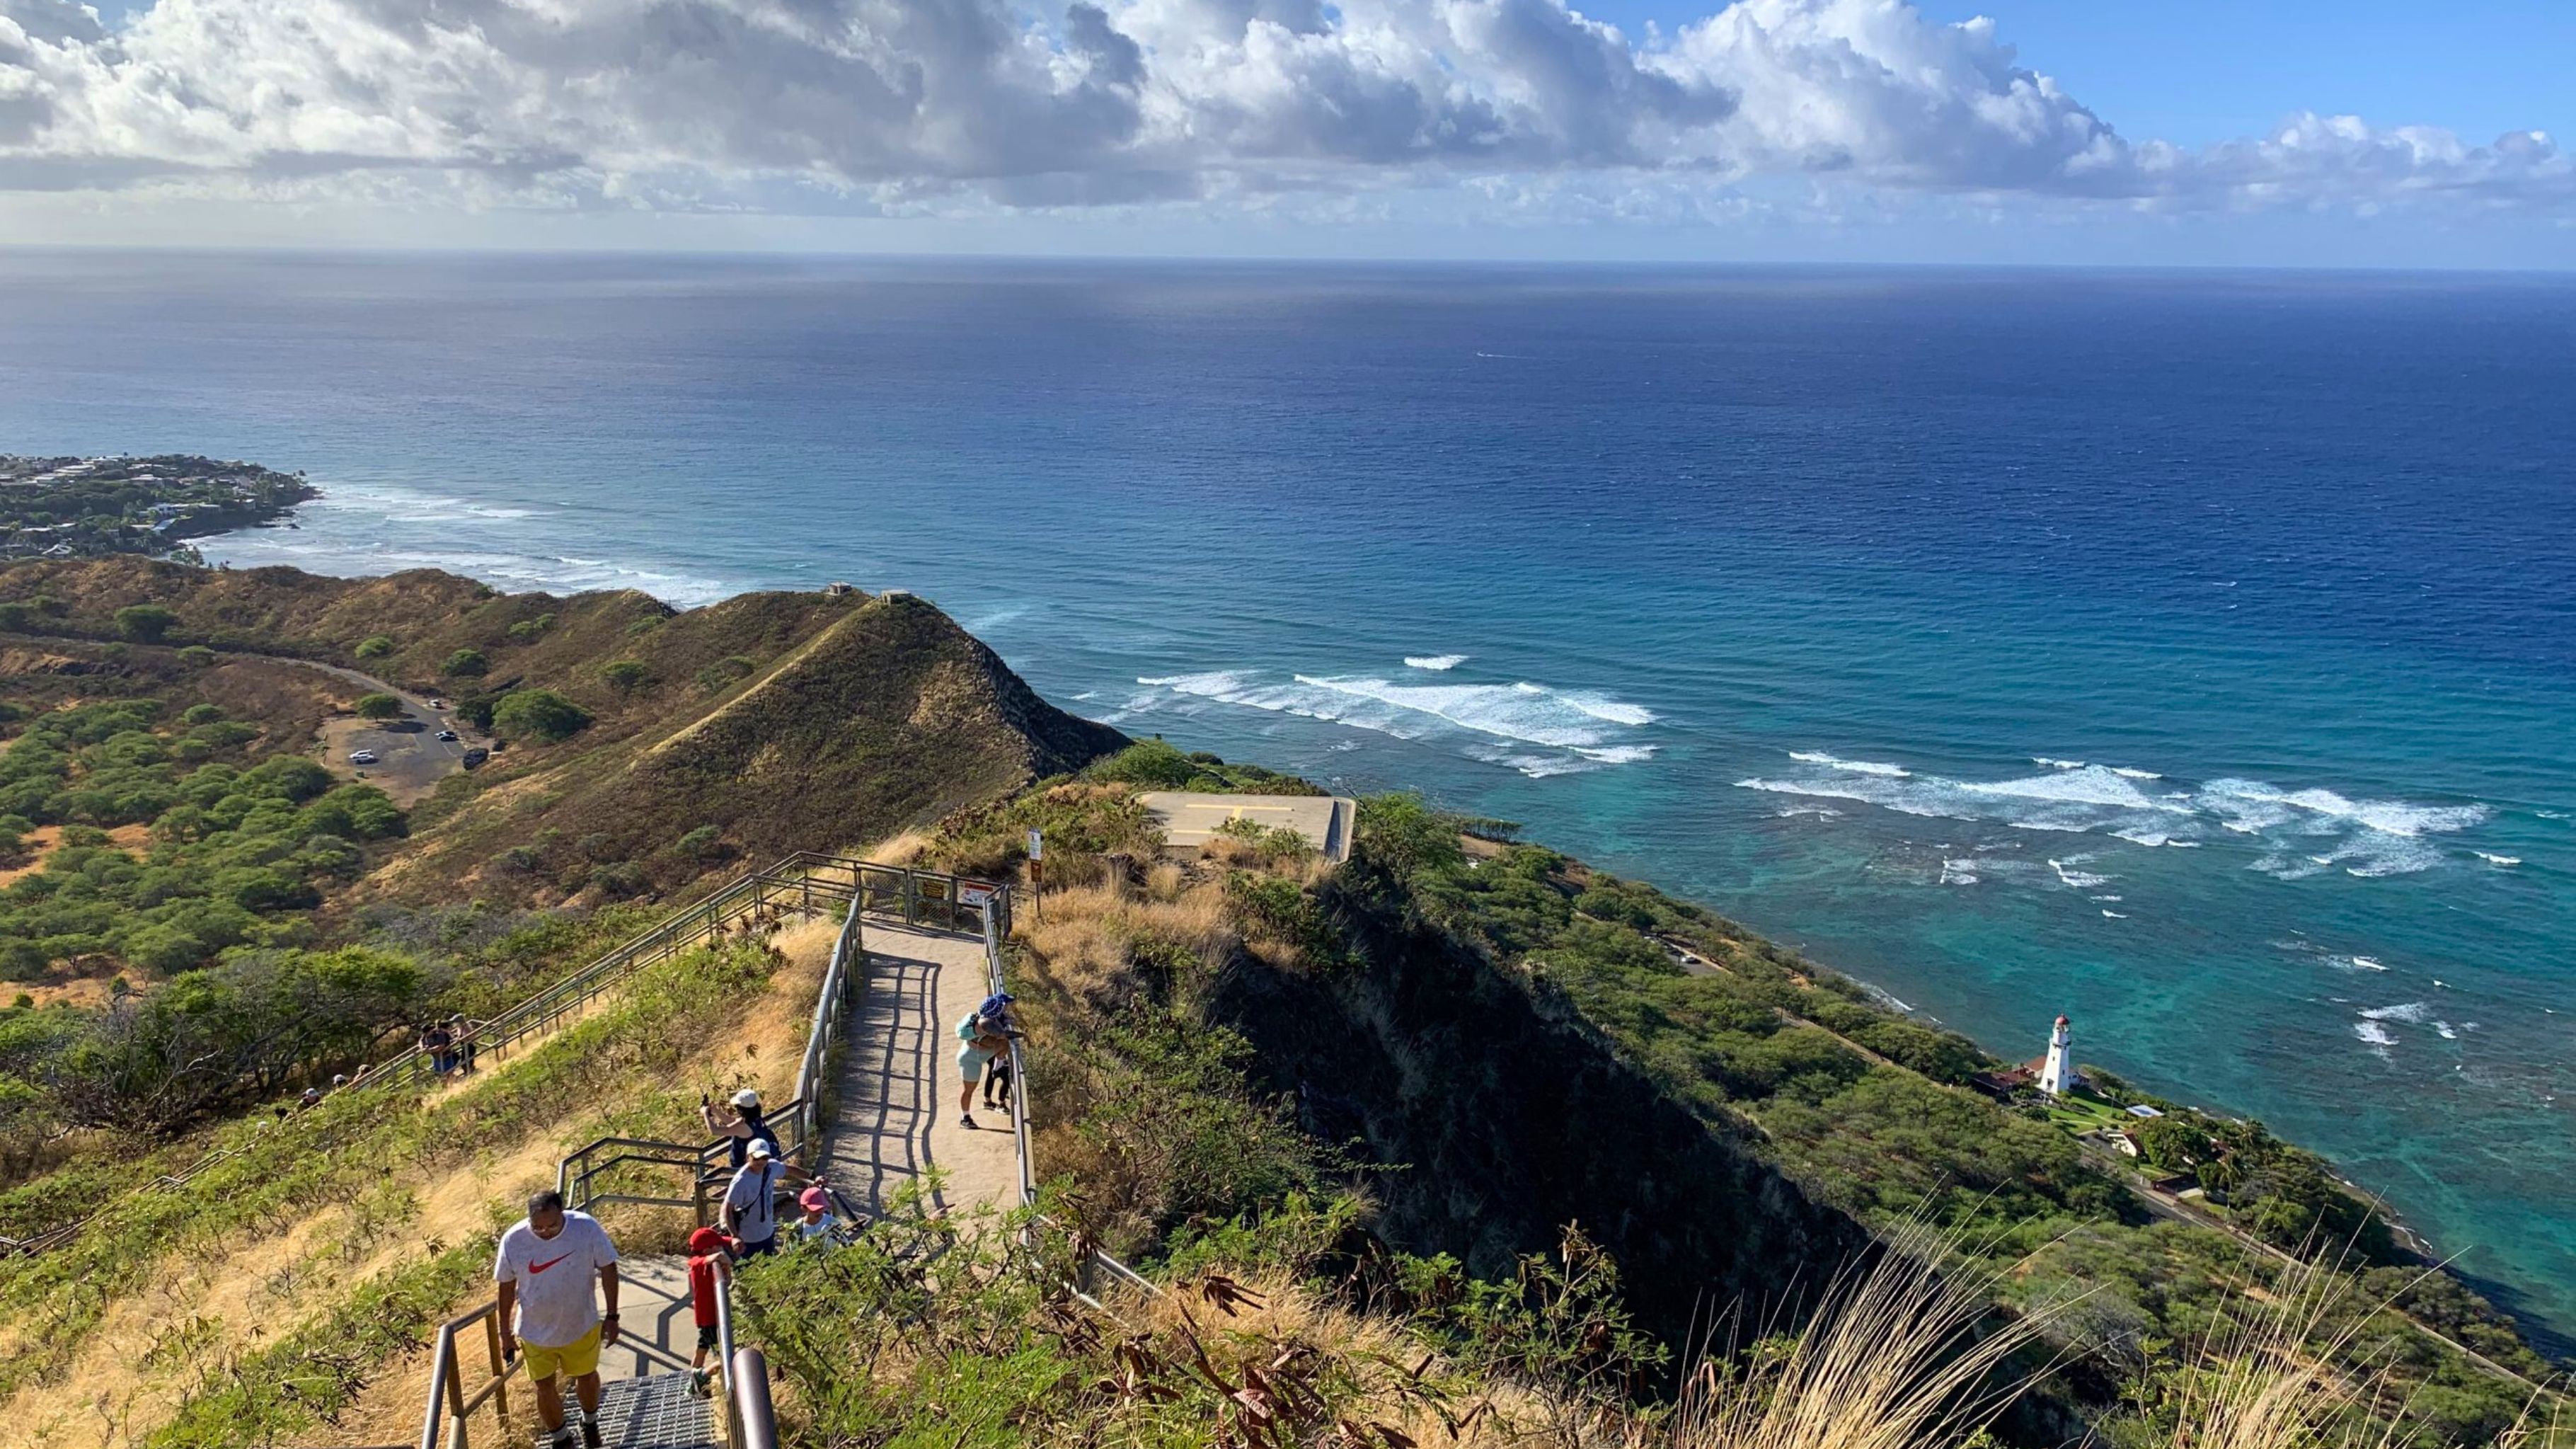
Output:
[2040, 1014, 2079, 1096]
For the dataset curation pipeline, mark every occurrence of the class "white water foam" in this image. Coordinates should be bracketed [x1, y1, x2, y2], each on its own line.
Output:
[2476, 852, 2522, 866]
[2346, 956, 2390, 972]
[2049, 859, 2117, 889]
[2101, 910, 2127, 919]
[1740, 753, 2493, 886]
[1790, 750, 1911, 777]
[1404, 654, 1468, 671]
[2361, 1001, 2432, 1024]
[1135, 667, 1656, 777]
[2354, 1021, 2397, 1051]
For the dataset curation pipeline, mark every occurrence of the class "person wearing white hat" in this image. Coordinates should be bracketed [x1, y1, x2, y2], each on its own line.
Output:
[698, 1087, 779, 1170]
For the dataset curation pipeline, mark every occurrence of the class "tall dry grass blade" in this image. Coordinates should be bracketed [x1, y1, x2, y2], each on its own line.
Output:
[1671, 1222, 2063, 1449]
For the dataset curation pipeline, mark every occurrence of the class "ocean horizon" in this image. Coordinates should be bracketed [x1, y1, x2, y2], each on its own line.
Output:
[5, 250, 2572, 1343]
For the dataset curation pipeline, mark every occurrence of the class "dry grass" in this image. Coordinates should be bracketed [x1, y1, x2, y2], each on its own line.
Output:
[2142, 1255, 2538, 1449]
[1664, 1228, 2064, 1449]
[858, 830, 931, 866]
[0, 912, 844, 1449]
[1112, 1268, 1562, 1448]
[1015, 878, 1238, 1006]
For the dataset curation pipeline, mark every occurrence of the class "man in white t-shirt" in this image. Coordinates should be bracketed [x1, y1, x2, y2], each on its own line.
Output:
[495, 1189, 622, 1449]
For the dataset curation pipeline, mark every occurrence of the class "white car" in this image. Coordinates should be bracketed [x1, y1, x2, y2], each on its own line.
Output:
[349, 749, 379, 765]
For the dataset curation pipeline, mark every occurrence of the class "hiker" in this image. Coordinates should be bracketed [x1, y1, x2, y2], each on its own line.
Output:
[974, 992, 1021, 1112]
[298, 1086, 323, 1110]
[699, 1087, 781, 1169]
[454, 1015, 482, 1074]
[955, 1012, 1010, 1130]
[495, 1188, 621, 1449]
[717, 1139, 817, 1259]
[790, 1184, 839, 1244]
[685, 1225, 732, 1398]
[975, 991, 1019, 1036]
[422, 1019, 454, 1076]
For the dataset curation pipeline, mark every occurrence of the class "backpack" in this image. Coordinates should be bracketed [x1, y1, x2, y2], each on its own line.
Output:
[955, 1012, 983, 1043]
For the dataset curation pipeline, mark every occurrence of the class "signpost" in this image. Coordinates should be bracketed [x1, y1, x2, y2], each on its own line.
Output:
[1025, 830, 1043, 920]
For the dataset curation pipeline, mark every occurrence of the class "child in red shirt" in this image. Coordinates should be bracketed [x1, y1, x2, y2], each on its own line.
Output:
[686, 1226, 732, 1397]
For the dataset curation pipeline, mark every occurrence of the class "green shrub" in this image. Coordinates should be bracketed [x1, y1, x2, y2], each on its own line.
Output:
[439, 648, 488, 678]
[491, 689, 592, 744]
[1086, 738, 1198, 789]
[0, 602, 30, 631]
[352, 634, 394, 660]
[675, 825, 723, 860]
[602, 660, 648, 694]
[352, 692, 403, 721]
[176, 645, 217, 668]
[115, 604, 178, 642]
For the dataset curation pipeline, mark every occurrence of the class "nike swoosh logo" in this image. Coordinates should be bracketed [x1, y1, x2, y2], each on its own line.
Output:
[527, 1253, 573, 1275]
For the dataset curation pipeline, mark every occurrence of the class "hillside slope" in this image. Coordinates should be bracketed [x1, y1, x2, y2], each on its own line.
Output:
[0, 559, 1127, 905]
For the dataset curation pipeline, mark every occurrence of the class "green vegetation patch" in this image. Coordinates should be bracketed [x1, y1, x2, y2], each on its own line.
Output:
[0, 700, 403, 980]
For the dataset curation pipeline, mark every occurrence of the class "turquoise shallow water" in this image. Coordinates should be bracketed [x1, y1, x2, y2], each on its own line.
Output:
[4, 253, 2572, 1341]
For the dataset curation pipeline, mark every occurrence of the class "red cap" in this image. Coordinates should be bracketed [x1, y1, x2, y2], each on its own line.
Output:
[689, 1226, 727, 1256]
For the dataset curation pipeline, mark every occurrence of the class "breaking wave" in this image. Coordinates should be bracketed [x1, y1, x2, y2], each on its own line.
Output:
[1404, 654, 1468, 671]
[1791, 751, 1910, 777]
[1134, 665, 1656, 778]
[1739, 752, 2494, 885]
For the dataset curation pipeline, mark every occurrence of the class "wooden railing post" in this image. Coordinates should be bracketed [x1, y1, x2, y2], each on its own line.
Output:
[483, 1310, 511, 1431]
[444, 1343, 471, 1449]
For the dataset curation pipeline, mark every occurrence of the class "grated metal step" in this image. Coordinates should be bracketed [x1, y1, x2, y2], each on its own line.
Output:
[544, 1373, 715, 1449]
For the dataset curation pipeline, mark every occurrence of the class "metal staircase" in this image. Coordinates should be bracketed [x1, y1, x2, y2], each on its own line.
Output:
[412, 859, 992, 1449]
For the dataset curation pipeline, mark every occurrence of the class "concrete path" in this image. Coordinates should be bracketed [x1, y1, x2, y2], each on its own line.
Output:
[817, 920, 1023, 1220]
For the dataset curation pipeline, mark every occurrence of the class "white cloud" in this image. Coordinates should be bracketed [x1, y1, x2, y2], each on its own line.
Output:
[0, 0, 2567, 222]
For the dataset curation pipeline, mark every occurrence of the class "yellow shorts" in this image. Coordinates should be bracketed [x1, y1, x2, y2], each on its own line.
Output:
[522, 1324, 602, 1382]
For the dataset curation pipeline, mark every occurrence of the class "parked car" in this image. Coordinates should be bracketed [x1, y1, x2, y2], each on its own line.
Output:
[349, 749, 379, 764]
[435, 729, 459, 742]
[461, 747, 489, 768]
[429, 698, 447, 709]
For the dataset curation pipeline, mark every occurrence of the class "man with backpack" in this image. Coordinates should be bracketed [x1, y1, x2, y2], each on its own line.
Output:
[717, 1139, 820, 1258]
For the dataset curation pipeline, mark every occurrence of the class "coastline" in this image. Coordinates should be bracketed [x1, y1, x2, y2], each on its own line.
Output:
[164, 508, 2572, 1361]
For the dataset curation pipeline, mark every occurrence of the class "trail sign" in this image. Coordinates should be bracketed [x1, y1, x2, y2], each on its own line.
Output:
[1025, 829, 1044, 861]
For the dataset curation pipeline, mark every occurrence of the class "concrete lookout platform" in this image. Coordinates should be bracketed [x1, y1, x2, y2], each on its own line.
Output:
[1137, 791, 1355, 863]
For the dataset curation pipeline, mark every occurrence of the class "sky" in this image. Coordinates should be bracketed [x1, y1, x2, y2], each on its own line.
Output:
[2, 0, 2572, 265]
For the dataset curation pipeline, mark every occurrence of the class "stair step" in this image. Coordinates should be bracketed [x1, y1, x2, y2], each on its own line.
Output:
[577, 1373, 715, 1449]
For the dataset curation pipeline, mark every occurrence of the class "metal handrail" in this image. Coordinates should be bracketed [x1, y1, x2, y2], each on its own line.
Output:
[399, 861, 1010, 1449]
[977, 897, 1163, 1305]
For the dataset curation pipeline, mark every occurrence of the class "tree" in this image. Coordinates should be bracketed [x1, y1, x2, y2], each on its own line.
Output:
[115, 604, 178, 643]
[440, 648, 489, 678]
[353, 635, 394, 660]
[491, 689, 592, 744]
[352, 692, 403, 721]
[602, 660, 649, 694]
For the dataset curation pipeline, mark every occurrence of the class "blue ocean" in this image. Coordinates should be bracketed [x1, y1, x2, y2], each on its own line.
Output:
[4, 252, 2571, 1339]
